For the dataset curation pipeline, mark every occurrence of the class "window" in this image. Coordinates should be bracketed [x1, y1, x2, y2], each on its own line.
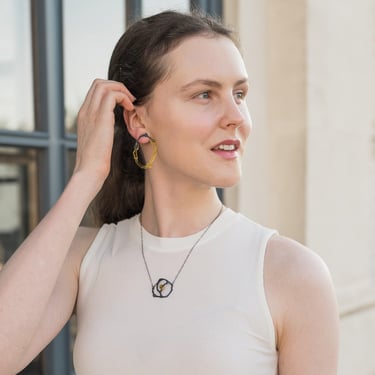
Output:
[63, 0, 125, 134]
[0, 1, 34, 132]
[0, 1, 222, 374]
[0, 147, 38, 267]
[142, 0, 189, 17]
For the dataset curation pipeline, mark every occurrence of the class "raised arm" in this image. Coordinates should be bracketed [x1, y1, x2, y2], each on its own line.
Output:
[0, 80, 135, 374]
[265, 235, 340, 375]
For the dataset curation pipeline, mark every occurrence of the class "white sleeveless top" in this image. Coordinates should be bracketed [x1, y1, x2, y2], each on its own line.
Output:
[73, 208, 278, 374]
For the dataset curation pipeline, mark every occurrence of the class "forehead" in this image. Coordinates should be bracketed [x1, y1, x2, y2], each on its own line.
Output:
[162, 35, 247, 84]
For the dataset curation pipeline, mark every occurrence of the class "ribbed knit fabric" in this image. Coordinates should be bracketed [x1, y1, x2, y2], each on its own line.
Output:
[73, 208, 278, 374]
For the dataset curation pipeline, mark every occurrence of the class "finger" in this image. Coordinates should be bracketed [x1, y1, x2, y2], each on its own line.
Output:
[96, 91, 132, 123]
[86, 81, 135, 115]
[119, 93, 135, 111]
[103, 80, 137, 105]
[80, 78, 108, 113]
[107, 80, 136, 102]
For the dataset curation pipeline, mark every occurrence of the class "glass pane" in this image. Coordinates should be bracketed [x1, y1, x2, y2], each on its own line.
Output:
[0, 147, 40, 374]
[0, 1, 34, 132]
[0, 148, 39, 264]
[142, 0, 189, 17]
[63, 0, 125, 134]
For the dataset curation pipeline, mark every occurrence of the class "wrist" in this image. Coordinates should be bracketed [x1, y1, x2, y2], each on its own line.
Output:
[69, 169, 105, 201]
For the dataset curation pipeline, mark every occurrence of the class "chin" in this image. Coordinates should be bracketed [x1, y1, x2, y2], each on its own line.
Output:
[212, 172, 242, 189]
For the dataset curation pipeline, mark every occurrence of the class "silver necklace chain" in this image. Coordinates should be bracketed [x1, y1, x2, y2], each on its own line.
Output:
[140, 205, 224, 298]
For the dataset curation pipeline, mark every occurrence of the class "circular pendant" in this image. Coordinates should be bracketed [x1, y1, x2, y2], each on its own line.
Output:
[152, 278, 173, 298]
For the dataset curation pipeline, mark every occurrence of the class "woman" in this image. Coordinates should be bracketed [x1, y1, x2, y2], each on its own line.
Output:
[0, 11, 339, 375]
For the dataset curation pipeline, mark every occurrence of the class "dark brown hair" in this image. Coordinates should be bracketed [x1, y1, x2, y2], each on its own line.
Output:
[92, 10, 236, 225]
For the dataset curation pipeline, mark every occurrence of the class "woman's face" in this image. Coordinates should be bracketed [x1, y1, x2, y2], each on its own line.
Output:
[139, 35, 252, 188]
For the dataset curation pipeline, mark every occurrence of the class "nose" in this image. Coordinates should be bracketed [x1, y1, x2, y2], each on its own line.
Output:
[220, 95, 247, 129]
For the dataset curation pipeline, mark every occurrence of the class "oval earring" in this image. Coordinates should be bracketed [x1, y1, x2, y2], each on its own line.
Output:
[132, 133, 158, 169]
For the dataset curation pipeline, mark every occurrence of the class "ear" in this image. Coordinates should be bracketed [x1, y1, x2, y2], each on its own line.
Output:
[123, 106, 149, 142]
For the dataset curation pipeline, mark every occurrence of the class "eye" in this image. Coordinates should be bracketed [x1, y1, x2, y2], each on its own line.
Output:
[195, 91, 211, 100]
[234, 90, 245, 101]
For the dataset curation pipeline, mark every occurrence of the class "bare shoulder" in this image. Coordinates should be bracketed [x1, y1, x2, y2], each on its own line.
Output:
[265, 235, 333, 291]
[264, 235, 336, 321]
[264, 235, 339, 374]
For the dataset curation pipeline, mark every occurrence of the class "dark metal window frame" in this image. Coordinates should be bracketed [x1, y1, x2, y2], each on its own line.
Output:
[0, 0, 222, 373]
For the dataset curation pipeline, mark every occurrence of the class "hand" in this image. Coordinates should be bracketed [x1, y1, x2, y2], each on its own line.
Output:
[73, 79, 135, 187]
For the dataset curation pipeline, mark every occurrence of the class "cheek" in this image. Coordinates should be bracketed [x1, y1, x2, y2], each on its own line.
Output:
[169, 105, 216, 139]
[241, 107, 253, 139]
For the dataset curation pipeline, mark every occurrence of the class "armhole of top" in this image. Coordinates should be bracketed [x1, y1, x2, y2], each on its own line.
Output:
[79, 223, 115, 282]
[257, 229, 278, 351]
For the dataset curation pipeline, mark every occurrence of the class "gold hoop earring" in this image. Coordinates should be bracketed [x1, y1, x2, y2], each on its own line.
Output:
[133, 133, 158, 169]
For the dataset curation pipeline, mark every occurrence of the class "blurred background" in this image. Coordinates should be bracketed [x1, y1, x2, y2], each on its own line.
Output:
[0, 0, 374, 374]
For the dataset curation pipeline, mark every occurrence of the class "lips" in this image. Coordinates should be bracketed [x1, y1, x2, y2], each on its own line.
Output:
[211, 139, 241, 160]
[211, 139, 240, 151]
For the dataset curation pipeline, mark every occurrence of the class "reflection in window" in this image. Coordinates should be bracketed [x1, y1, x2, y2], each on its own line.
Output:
[142, 0, 189, 17]
[0, 1, 34, 131]
[63, 0, 125, 134]
[0, 148, 38, 269]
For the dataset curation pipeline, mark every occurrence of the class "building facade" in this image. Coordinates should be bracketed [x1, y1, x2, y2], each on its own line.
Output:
[225, 1, 375, 374]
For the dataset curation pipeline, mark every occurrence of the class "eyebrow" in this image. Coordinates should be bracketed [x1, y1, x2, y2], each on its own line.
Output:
[180, 78, 249, 91]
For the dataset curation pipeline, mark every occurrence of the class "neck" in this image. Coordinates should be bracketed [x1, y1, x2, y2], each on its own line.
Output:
[141, 177, 223, 237]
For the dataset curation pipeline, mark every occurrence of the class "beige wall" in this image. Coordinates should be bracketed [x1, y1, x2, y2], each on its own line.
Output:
[224, 0, 307, 243]
[224, 0, 375, 373]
